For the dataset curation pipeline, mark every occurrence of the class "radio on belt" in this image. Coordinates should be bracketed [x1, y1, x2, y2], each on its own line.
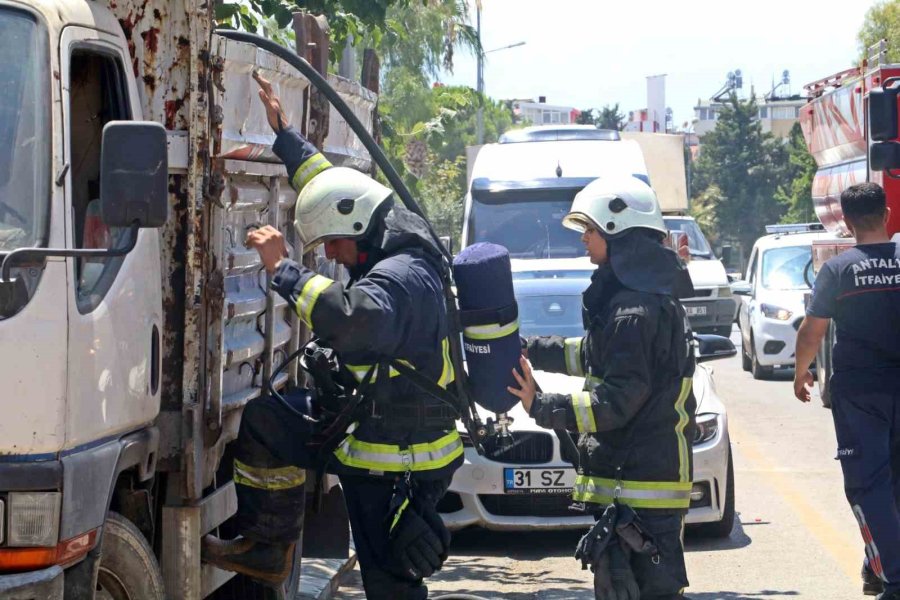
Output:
[452, 243, 522, 445]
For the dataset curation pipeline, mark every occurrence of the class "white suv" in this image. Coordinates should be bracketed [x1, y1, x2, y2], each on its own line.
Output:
[733, 226, 831, 379]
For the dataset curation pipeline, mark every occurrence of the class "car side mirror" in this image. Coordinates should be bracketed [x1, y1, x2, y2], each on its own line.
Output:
[695, 334, 737, 363]
[731, 280, 751, 296]
[101, 121, 169, 228]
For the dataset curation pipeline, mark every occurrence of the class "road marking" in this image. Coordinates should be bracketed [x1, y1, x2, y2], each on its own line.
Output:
[728, 421, 859, 582]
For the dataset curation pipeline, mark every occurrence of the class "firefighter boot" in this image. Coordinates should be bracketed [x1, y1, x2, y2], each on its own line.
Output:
[864, 560, 885, 596]
[201, 535, 295, 586]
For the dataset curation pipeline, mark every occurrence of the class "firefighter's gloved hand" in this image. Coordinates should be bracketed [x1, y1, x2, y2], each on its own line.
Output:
[414, 496, 452, 563]
[387, 499, 446, 581]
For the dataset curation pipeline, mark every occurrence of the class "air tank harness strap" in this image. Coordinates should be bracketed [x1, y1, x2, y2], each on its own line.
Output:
[458, 302, 519, 328]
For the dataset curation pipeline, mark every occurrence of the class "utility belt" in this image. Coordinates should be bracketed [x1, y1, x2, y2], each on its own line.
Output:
[369, 400, 458, 430]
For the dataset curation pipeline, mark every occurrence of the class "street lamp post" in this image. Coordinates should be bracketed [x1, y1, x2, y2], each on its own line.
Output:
[475, 5, 525, 144]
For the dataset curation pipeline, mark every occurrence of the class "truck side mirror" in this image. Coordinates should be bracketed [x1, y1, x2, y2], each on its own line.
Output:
[101, 121, 169, 228]
[869, 85, 900, 172]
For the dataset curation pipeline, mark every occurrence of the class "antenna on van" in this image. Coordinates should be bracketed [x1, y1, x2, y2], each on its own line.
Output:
[556, 161, 563, 177]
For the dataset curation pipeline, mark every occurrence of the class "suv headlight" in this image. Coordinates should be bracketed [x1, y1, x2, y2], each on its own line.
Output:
[760, 303, 792, 321]
[694, 413, 719, 445]
[8, 492, 61, 547]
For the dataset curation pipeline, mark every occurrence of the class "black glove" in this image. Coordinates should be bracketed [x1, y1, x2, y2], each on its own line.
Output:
[575, 503, 617, 571]
[414, 495, 452, 563]
[608, 541, 639, 600]
[386, 482, 448, 581]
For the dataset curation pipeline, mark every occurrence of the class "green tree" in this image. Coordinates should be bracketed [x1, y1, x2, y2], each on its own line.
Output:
[858, 0, 900, 64]
[776, 122, 817, 224]
[598, 103, 625, 130]
[691, 93, 788, 253]
[419, 154, 467, 242]
[576, 109, 596, 125]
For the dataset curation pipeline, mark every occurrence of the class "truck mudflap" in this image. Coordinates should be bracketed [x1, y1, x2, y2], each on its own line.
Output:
[0, 565, 64, 600]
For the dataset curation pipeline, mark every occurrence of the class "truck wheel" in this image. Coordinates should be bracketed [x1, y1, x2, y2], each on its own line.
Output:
[96, 512, 165, 600]
[692, 447, 736, 539]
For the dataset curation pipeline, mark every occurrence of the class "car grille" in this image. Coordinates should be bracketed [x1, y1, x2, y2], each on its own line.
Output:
[482, 431, 554, 464]
[479, 493, 577, 517]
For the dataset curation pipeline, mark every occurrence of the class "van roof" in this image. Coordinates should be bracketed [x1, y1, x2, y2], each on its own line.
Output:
[470, 138, 647, 184]
[754, 230, 834, 250]
[500, 126, 620, 143]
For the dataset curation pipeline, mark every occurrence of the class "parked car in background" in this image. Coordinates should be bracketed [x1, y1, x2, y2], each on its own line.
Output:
[733, 225, 831, 379]
[664, 216, 737, 336]
[440, 259, 737, 538]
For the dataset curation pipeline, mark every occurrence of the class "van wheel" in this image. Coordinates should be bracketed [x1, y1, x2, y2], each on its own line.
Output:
[95, 512, 165, 600]
[750, 335, 772, 380]
[692, 447, 735, 539]
[741, 342, 752, 372]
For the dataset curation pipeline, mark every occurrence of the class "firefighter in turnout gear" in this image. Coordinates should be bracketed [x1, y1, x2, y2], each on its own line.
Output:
[509, 176, 697, 600]
[202, 72, 461, 600]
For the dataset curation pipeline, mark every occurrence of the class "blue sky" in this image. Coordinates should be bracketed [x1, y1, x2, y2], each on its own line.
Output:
[439, 0, 879, 127]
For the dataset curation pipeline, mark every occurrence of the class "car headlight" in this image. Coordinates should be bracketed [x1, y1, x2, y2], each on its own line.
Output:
[7, 492, 61, 547]
[716, 285, 733, 298]
[694, 413, 719, 445]
[760, 303, 792, 321]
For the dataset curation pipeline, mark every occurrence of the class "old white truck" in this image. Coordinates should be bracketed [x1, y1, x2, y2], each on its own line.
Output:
[0, 0, 376, 597]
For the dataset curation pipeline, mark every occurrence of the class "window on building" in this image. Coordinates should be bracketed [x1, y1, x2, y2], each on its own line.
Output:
[772, 106, 795, 120]
[542, 111, 551, 124]
[759, 106, 768, 119]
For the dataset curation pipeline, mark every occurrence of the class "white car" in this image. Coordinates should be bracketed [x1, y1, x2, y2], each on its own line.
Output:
[439, 259, 736, 537]
[733, 227, 832, 379]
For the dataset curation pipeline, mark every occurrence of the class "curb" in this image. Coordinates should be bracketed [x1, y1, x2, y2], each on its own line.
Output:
[298, 549, 358, 600]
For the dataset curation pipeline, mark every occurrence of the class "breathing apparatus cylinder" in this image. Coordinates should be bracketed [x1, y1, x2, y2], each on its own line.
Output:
[452, 243, 521, 424]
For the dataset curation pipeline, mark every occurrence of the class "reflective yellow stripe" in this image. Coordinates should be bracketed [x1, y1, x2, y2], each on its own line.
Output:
[564, 337, 585, 377]
[334, 431, 463, 472]
[390, 497, 410, 533]
[572, 475, 691, 509]
[674, 377, 692, 483]
[233, 459, 306, 491]
[294, 274, 333, 328]
[345, 360, 412, 383]
[291, 152, 332, 190]
[571, 391, 597, 433]
[583, 373, 603, 390]
[463, 320, 519, 340]
[437, 337, 455, 388]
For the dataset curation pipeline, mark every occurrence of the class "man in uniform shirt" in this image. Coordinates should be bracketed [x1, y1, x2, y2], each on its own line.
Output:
[794, 182, 900, 600]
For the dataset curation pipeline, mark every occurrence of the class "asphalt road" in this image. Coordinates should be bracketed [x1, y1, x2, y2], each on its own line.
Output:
[334, 326, 866, 600]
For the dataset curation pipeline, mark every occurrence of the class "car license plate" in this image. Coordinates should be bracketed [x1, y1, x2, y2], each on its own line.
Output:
[685, 305, 707, 316]
[503, 467, 575, 494]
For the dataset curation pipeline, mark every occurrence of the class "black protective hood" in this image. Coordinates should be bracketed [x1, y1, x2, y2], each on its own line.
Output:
[606, 229, 695, 298]
[351, 197, 445, 279]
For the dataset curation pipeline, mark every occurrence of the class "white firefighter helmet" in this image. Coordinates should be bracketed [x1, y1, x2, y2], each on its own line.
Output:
[562, 176, 666, 239]
[293, 167, 393, 252]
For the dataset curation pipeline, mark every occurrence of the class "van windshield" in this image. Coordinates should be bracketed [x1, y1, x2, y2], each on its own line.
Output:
[0, 8, 49, 252]
[468, 191, 585, 259]
[663, 218, 713, 259]
[761, 245, 813, 290]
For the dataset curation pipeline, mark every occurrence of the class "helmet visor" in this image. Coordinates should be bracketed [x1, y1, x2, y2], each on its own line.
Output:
[562, 212, 601, 234]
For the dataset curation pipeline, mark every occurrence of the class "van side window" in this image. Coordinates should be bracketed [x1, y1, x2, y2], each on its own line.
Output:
[746, 248, 758, 285]
[68, 50, 131, 313]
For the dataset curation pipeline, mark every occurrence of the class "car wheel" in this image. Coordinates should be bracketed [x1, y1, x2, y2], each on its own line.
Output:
[693, 446, 736, 539]
[750, 335, 772, 380]
[741, 341, 752, 372]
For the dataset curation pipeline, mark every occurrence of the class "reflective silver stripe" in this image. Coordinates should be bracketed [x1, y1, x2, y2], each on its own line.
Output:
[291, 152, 332, 190]
[463, 320, 519, 340]
[571, 391, 596, 433]
[572, 476, 691, 508]
[564, 337, 584, 376]
[333, 431, 464, 472]
[295, 274, 333, 327]
[233, 459, 306, 491]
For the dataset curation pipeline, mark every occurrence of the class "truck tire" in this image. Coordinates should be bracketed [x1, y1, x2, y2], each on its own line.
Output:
[96, 512, 165, 600]
[692, 447, 735, 539]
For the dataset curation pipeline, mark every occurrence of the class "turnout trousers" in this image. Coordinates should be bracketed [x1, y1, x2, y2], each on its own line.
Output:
[630, 510, 689, 600]
[340, 475, 451, 600]
[831, 372, 900, 593]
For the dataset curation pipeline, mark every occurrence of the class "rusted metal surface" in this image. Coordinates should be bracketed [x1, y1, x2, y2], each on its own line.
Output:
[324, 75, 377, 171]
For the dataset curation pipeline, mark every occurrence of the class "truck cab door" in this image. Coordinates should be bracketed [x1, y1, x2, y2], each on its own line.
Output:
[60, 26, 163, 448]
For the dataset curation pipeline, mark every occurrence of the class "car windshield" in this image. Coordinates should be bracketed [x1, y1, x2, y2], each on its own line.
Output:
[663, 218, 713, 259]
[468, 191, 585, 259]
[0, 8, 50, 253]
[761, 245, 813, 290]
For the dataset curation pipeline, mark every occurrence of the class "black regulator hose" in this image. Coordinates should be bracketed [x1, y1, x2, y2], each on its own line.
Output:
[213, 28, 451, 264]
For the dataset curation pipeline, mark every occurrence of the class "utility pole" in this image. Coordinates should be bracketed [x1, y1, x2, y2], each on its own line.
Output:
[476, 5, 484, 145]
